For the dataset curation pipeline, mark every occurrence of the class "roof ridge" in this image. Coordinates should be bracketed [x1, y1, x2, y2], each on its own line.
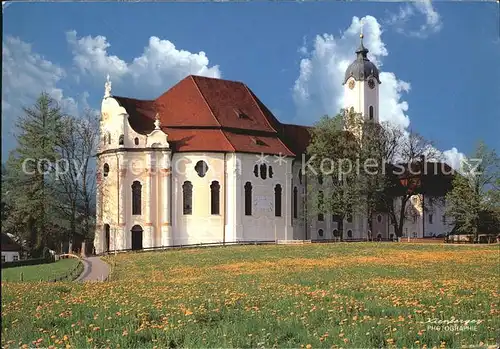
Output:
[191, 76, 235, 152]
[189, 74, 244, 85]
[190, 76, 222, 128]
[244, 84, 297, 156]
[243, 84, 278, 133]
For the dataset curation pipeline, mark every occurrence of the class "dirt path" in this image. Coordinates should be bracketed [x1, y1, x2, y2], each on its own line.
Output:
[76, 257, 110, 282]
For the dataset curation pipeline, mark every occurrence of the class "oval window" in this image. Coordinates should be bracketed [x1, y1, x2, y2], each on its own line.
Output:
[195, 160, 208, 177]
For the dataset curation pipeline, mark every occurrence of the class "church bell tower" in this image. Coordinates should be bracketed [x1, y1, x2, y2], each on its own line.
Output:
[343, 32, 381, 124]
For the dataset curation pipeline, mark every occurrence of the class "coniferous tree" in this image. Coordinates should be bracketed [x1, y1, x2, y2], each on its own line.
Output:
[3, 92, 65, 256]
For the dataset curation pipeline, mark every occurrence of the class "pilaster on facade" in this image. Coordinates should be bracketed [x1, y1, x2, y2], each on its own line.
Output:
[143, 151, 155, 248]
[224, 154, 237, 242]
[172, 175, 179, 244]
[234, 155, 244, 241]
[161, 225, 173, 247]
[161, 150, 172, 247]
[143, 225, 154, 249]
[113, 224, 126, 251]
[284, 163, 293, 240]
[94, 225, 103, 254]
[117, 155, 127, 228]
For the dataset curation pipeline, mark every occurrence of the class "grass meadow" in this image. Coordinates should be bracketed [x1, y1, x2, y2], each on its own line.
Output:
[1, 243, 499, 348]
[1, 258, 80, 282]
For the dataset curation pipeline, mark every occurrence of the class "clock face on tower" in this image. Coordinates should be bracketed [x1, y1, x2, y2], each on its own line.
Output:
[348, 80, 355, 90]
[368, 79, 375, 89]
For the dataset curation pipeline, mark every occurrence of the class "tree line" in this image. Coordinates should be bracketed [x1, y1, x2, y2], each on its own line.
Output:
[305, 109, 499, 241]
[2, 92, 100, 257]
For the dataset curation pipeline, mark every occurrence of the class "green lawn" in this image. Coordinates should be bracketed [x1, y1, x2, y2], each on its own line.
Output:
[1, 243, 499, 348]
[1, 258, 80, 282]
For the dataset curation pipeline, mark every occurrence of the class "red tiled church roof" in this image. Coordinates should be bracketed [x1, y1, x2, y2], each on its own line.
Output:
[113, 75, 310, 156]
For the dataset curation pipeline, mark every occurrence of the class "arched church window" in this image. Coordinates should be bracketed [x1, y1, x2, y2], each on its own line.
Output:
[210, 181, 220, 215]
[318, 229, 324, 237]
[347, 230, 353, 238]
[298, 169, 303, 185]
[293, 186, 298, 219]
[131, 181, 142, 215]
[103, 163, 110, 177]
[182, 181, 193, 215]
[347, 213, 353, 223]
[369, 106, 374, 120]
[317, 190, 324, 221]
[244, 182, 252, 216]
[195, 160, 208, 178]
[134, 137, 139, 145]
[253, 165, 259, 177]
[260, 164, 267, 180]
[274, 184, 282, 217]
[104, 224, 110, 252]
[119, 135, 124, 145]
[107, 132, 111, 145]
[269, 166, 273, 178]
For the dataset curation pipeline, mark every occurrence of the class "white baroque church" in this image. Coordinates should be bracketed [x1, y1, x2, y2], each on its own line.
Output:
[94, 35, 454, 254]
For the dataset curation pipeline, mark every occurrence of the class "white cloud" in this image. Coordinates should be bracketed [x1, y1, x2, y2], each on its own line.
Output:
[2, 37, 71, 147]
[442, 147, 467, 173]
[2, 1, 12, 11]
[292, 15, 464, 170]
[1, 36, 89, 158]
[385, 0, 442, 38]
[293, 15, 411, 130]
[66, 31, 221, 99]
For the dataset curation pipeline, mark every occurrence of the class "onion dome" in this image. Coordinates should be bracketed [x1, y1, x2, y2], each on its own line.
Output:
[343, 34, 381, 85]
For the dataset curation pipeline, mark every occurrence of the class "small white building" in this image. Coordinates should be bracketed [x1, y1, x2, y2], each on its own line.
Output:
[1, 233, 21, 263]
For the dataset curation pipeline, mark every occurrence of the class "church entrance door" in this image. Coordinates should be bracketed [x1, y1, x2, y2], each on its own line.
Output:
[104, 224, 110, 252]
[131, 225, 143, 251]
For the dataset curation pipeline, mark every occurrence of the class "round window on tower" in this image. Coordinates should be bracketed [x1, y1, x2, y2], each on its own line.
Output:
[368, 78, 375, 89]
[348, 80, 355, 90]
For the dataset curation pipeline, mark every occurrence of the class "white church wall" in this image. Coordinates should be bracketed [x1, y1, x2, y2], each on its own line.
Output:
[372, 213, 390, 240]
[291, 160, 307, 240]
[171, 152, 226, 246]
[237, 153, 293, 242]
[423, 196, 452, 237]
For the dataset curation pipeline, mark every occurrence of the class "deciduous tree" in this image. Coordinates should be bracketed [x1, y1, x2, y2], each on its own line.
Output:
[446, 141, 500, 240]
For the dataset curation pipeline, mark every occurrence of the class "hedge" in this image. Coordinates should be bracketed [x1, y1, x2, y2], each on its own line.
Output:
[1, 254, 55, 269]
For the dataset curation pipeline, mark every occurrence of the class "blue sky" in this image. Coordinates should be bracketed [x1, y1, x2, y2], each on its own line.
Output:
[2, 1, 499, 166]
